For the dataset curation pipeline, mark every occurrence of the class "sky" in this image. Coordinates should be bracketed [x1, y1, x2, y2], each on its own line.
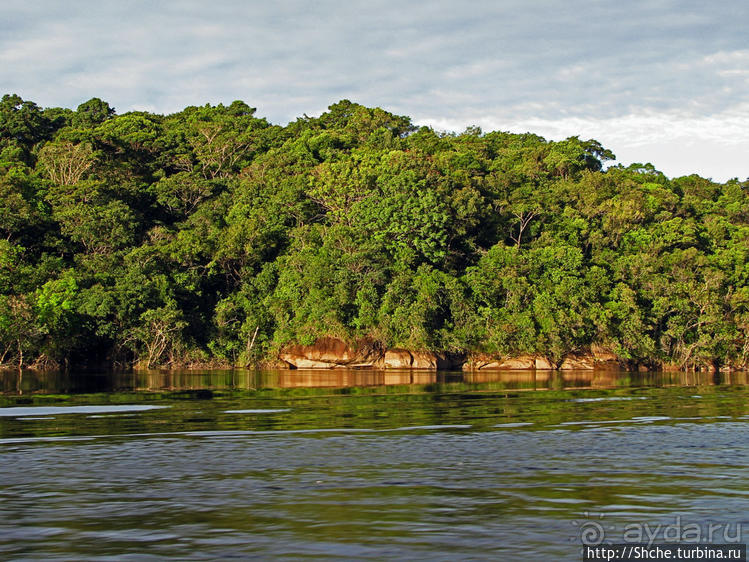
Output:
[2, 0, 748, 181]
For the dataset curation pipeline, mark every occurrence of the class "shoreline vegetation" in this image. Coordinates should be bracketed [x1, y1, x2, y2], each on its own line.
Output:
[1, 95, 747, 373]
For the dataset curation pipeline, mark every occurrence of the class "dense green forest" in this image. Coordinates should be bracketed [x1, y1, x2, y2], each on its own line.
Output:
[1, 94, 747, 371]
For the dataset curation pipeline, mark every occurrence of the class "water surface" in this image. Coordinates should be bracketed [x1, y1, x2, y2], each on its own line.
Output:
[2, 369, 749, 560]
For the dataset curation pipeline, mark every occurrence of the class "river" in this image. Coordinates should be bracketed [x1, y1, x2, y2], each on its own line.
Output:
[1, 369, 749, 560]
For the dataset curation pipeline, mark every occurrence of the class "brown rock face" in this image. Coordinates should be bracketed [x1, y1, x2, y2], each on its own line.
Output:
[279, 340, 462, 370]
[463, 354, 537, 370]
[463, 354, 555, 370]
[383, 349, 456, 370]
[461, 355, 490, 370]
[559, 353, 595, 370]
[590, 345, 626, 369]
[280, 337, 381, 369]
[591, 345, 618, 363]
[462, 349, 630, 372]
[383, 349, 413, 369]
[493, 355, 536, 370]
[279, 339, 461, 370]
[534, 357, 556, 370]
[411, 351, 438, 369]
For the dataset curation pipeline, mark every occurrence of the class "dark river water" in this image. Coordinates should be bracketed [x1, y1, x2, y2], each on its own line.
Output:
[2, 369, 749, 560]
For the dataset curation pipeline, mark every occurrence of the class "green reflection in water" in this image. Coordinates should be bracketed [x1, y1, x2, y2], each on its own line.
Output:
[1, 369, 749, 440]
[2, 369, 749, 560]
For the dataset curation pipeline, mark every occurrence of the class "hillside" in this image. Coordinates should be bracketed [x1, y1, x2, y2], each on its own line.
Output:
[1, 95, 747, 371]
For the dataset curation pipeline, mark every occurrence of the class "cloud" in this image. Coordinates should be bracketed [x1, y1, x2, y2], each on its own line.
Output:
[2, 0, 748, 179]
[422, 105, 749, 181]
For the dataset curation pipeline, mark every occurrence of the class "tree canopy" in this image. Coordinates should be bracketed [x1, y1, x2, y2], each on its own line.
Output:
[1, 94, 747, 371]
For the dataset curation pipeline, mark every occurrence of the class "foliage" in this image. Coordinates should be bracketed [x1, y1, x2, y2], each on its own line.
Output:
[0, 94, 747, 370]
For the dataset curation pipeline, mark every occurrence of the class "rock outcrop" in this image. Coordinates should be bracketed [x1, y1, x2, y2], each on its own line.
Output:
[279, 339, 640, 371]
[463, 354, 557, 370]
[280, 338, 460, 370]
[558, 347, 629, 370]
[280, 337, 381, 369]
[462, 347, 628, 371]
[559, 353, 595, 370]
[383, 349, 457, 369]
[383, 349, 413, 369]
[462, 354, 536, 370]
[534, 356, 556, 370]
[590, 345, 627, 369]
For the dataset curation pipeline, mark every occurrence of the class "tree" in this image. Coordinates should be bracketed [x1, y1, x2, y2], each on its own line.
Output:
[0, 94, 54, 156]
[73, 98, 115, 127]
[37, 140, 95, 185]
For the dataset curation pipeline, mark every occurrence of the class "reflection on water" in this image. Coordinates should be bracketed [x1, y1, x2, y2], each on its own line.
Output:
[0, 404, 168, 417]
[1, 368, 749, 560]
[2, 368, 746, 395]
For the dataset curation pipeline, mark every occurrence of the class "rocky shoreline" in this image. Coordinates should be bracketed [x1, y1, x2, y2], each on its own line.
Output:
[276, 337, 744, 373]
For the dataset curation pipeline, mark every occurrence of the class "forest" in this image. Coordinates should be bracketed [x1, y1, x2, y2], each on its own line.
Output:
[0, 94, 747, 371]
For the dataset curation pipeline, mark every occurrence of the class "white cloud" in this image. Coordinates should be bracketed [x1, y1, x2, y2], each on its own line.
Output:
[2, 0, 749, 180]
[421, 106, 749, 181]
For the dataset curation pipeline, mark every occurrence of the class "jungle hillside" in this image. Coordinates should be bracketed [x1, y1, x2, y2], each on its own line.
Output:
[1, 94, 747, 371]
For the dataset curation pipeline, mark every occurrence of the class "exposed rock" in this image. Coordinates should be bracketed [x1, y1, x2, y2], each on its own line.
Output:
[383, 349, 458, 370]
[591, 345, 618, 362]
[462, 355, 555, 371]
[559, 353, 595, 370]
[280, 340, 460, 370]
[383, 349, 413, 369]
[456, 349, 634, 372]
[463, 354, 558, 370]
[411, 351, 439, 369]
[463, 354, 538, 370]
[285, 358, 338, 369]
[590, 345, 625, 369]
[280, 337, 382, 369]
[535, 357, 556, 370]
[461, 355, 491, 370]
[492, 355, 536, 370]
[281, 339, 592, 371]
[473, 361, 499, 370]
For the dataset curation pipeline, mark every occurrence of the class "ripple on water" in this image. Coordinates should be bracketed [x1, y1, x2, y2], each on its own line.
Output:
[223, 408, 291, 413]
[568, 397, 650, 403]
[0, 405, 168, 417]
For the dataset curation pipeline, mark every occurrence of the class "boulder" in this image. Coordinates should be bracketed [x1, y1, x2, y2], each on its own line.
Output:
[282, 357, 337, 369]
[492, 355, 536, 370]
[590, 345, 625, 369]
[280, 337, 382, 369]
[461, 355, 491, 370]
[383, 349, 413, 369]
[278, 340, 491, 371]
[535, 357, 556, 370]
[463, 354, 536, 370]
[560, 353, 595, 370]
[411, 351, 438, 369]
